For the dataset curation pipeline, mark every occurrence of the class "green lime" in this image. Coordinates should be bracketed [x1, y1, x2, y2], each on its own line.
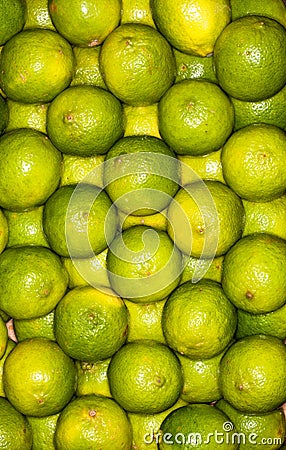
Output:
[0, 0, 26, 45]
[0, 93, 8, 135]
[0, 397, 32, 450]
[230, 0, 286, 27]
[0, 339, 16, 397]
[27, 414, 59, 450]
[0, 316, 8, 359]
[23, 0, 56, 30]
[71, 46, 107, 88]
[174, 50, 218, 84]
[6, 99, 48, 134]
[14, 310, 55, 342]
[125, 298, 166, 343]
[75, 358, 112, 397]
[0, 208, 8, 253]
[236, 304, 286, 341]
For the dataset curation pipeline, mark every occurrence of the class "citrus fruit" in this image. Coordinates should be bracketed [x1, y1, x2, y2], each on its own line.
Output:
[0, 339, 16, 397]
[242, 194, 286, 241]
[121, 0, 155, 27]
[177, 349, 226, 403]
[162, 279, 237, 359]
[106, 225, 183, 303]
[0, 208, 8, 253]
[158, 403, 238, 449]
[231, 84, 286, 132]
[221, 124, 286, 202]
[99, 23, 176, 106]
[108, 340, 183, 414]
[128, 398, 188, 450]
[0, 93, 8, 135]
[103, 136, 179, 216]
[178, 149, 225, 185]
[123, 103, 161, 138]
[0, 0, 26, 45]
[0, 397, 32, 450]
[23, 0, 55, 30]
[3, 337, 76, 416]
[43, 184, 118, 258]
[230, 0, 286, 27]
[150, 0, 231, 56]
[27, 413, 60, 450]
[75, 358, 112, 397]
[46, 85, 124, 156]
[124, 298, 166, 343]
[119, 209, 168, 232]
[54, 394, 133, 450]
[219, 335, 286, 414]
[213, 16, 286, 101]
[6, 99, 48, 134]
[0, 128, 62, 211]
[216, 399, 285, 450]
[180, 254, 224, 284]
[236, 304, 286, 341]
[167, 180, 244, 258]
[174, 50, 218, 84]
[71, 46, 107, 88]
[14, 310, 55, 342]
[158, 80, 234, 156]
[221, 233, 286, 314]
[60, 153, 104, 188]
[48, 0, 121, 46]
[0, 246, 68, 319]
[0, 29, 74, 103]
[4, 206, 50, 248]
[0, 316, 7, 358]
[54, 286, 128, 362]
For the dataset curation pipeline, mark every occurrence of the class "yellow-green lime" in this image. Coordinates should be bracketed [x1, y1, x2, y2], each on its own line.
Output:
[14, 310, 55, 342]
[106, 225, 183, 303]
[4, 206, 49, 248]
[123, 103, 161, 138]
[221, 233, 286, 314]
[180, 255, 224, 284]
[0, 128, 62, 211]
[121, 0, 156, 27]
[167, 180, 244, 258]
[219, 335, 286, 413]
[221, 124, 286, 202]
[60, 153, 104, 188]
[158, 80, 234, 156]
[162, 279, 237, 359]
[178, 149, 225, 185]
[47, 85, 124, 156]
[0, 339, 16, 397]
[75, 358, 112, 398]
[54, 394, 133, 450]
[48, 0, 121, 46]
[231, 85, 286, 132]
[0, 0, 26, 45]
[6, 99, 48, 134]
[174, 49, 218, 84]
[213, 16, 286, 101]
[119, 209, 168, 232]
[3, 337, 76, 417]
[236, 304, 286, 341]
[99, 23, 176, 106]
[0, 397, 32, 450]
[23, 0, 56, 30]
[43, 184, 118, 258]
[55, 286, 128, 362]
[0, 93, 8, 135]
[177, 349, 227, 403]
[124, 298, 166, 343]
[27, 413, 60, 450]
[0, 208, 8, 253]
[158, 403, 238, 449]
[0, 29, 74, 103]
[230, 0, 286, 27]
[108, 340, 183, 414]
[0, 246, 68, 319]
[104, 135, 179, 216]
[242, 195, 286, 241]
[0, 316, 7, 358]
[216, 399, 285, 450]
[150, 0, 231, 56]
[71, 46, 107, 89]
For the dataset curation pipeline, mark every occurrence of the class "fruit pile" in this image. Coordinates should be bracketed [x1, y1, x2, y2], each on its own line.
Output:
[0, 0, 286, 449]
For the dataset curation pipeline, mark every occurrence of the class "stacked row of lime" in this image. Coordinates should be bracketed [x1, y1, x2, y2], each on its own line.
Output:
[0, 0, 285, 448]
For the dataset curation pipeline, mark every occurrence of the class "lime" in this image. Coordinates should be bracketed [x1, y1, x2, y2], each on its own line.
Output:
[14, 310, 55, 342]
[174, 49, 218, 84]
[0, 0, 26, 45]
[0, 128, 62, 212]
[6, 99, 48, 134]
[103, 136, 179, 216]
[99, 23, 176, 106]
[162, 279, 237, 359]
[0, 339, 16, 397]
[0, 246, 68, 319]
[158, 80, 234, 156]
[108, 340, 183, 414]
[0, 208, 8, 253]
[23, 0, 56, 30]
[121, 0, 156, 27]
[180, 255, 224, 284]
[0, 93, 8, 135]
[54, 286, 128, 362]
[0, 397, 32, 450]
[230, 0, 286, 27]
[213, 16, 286, 101]
[236, 304, 286, 341]
[0, 316, 8, 359]
[75, 358, 112, 397]
[3, 337, 76, 417]
[71, 46, 107, 88]
[0, 29, 74, 103]
[123, 103, 161, 139]
[221, 233, 286, 314]
[178, 149, 225, 185]
[125, 298, 166, 343]
[106, 225, 183, 303]
[219, 335, 286, 413]
[46, 85, 124, 156]
[54, 394, 133, 450]
[27, 413, 60, 450]
[60, 153, 104, 188]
